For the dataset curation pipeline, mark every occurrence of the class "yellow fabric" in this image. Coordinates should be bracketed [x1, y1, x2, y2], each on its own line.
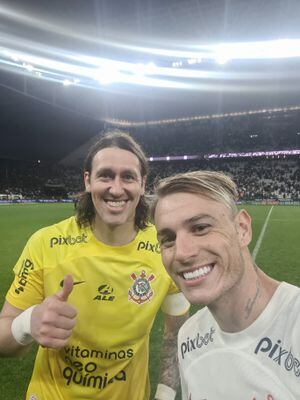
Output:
[6, 216, 180, 400]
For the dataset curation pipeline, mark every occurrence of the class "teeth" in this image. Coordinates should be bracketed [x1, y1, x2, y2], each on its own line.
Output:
[183, 265, 212, 280]
[106, 200, 126, 208]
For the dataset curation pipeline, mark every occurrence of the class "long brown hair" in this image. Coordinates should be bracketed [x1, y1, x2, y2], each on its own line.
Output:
[75, 129, 150, 230]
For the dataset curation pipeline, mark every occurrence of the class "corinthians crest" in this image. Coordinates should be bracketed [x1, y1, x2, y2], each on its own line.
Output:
[128, 270, 156, 305]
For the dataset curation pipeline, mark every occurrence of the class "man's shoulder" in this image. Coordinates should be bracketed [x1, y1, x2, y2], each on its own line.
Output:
[29, 215, 83, 246]
[35, 215, 79, 236]
[280, 281, 300, 293]
[275, 282, 300, 310]
[141, 222, 157, 233]
[279, 282, 300, 319]
[137, 223, 158, 240]
[179, 307, 211, 336]
[178, 307, 217, 362]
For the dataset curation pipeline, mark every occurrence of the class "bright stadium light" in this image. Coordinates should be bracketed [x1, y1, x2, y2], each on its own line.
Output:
[63, 79, 72, 86]
[93, 65, 122, 85]
[2, 25, 300, 91]
[23, 63, 34, 72]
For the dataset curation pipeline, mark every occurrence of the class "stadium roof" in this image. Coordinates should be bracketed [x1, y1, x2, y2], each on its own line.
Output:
[1, 0, 300, 161]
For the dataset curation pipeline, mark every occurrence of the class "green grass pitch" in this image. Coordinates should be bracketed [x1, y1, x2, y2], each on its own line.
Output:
[0, 203, 299, 399]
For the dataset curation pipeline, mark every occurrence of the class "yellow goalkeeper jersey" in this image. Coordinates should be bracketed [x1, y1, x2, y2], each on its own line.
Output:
[6, 216, 182, 400]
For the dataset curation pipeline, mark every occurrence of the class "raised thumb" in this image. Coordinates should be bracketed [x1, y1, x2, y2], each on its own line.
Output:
[57, 275, 74, 302]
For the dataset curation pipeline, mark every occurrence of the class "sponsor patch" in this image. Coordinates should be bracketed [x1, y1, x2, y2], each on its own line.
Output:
[15, 258, 34, 294]
[50, 233, 88, 248]
[94, 284, 116, 301]
[137, 240, 160, 253]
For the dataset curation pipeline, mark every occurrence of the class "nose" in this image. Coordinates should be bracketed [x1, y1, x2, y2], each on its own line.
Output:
[108, 177, 125, 196]
[174, 233, 198, 264]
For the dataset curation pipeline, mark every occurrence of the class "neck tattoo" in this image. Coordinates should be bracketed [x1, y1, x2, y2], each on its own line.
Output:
[245, 276, 261, 320]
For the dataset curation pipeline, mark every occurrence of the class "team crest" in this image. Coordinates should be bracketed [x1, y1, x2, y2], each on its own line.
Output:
[128, 270, 156, 305]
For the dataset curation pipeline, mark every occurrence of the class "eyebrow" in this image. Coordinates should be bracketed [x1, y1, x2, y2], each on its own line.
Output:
[95, 167, 113, 174]
[157, 214, 217, 237]
[185, 214, 217, 225]
[94, 167, 138, 177]
[121, 169, 139, 177]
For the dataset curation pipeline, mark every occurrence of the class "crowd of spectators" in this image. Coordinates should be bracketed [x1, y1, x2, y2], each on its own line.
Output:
[1, 109, 299, 202]
[131, 109, 300, 157]
[0, 156, 299, 202]
[0, 160, 83, 200]
[148, 157, 300, 201]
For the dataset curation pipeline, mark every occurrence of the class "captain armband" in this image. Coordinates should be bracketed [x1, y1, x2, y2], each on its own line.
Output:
[155, 383, 176, 400]
[11, 305, 36, 346]
[161, 292, 190, 316]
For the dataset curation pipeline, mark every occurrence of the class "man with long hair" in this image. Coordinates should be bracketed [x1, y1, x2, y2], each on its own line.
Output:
[0, 130, 189, 400]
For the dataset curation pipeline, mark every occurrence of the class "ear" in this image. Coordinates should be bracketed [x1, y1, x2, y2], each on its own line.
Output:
[84, 171, 91, 192]
[235, 209, 252, 247]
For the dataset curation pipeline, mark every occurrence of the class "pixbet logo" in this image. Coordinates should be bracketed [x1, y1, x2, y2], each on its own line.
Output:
[181, 327, 215, 359]
[254, 336, 300, 378]
[50, 233, 88, 248]
[137, 240, 160, 253]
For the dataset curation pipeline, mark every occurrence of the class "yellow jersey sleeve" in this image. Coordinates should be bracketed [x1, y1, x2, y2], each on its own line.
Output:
[6, 228, 45, 310]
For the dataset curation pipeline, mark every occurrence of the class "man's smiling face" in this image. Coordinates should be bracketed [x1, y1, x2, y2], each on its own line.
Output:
[154, 191, 251, 306]
[84, 147, 145, 229]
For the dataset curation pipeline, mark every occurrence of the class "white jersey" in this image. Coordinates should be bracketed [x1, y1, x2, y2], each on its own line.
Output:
[178, 282, 300, 400]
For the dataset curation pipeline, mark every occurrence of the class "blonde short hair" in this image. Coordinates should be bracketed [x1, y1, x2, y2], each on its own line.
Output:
[152, 170, 238, 218]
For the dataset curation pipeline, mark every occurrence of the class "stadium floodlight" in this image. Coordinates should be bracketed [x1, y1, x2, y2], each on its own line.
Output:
[215, 55, 230, 65]
[2, 22, 300, 91]
[23, 63, 34, 72]
[93, 65, 122, 85]
[63, 79, 72, 86]
[131, 62, 157, 77]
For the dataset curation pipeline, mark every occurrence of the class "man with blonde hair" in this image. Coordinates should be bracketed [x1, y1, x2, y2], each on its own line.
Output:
[153, 170, 300, 400]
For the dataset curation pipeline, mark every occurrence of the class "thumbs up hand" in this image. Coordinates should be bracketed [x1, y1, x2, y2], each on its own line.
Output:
[56, 275, 74, 302]
[31, 275, 77, 349]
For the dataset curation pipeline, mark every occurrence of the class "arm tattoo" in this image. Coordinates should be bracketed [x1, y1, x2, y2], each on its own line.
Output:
[158, 313, 189, 391]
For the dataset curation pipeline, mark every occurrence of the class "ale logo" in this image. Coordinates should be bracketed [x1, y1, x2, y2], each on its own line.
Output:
[94, 284, 115, 301]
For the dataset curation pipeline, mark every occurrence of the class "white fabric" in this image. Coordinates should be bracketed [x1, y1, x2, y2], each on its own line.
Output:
[11, 305, 36, 345]
[155, 383, 176, 400]
[161, 292, 190, 316]
[178, 282, 300, 400]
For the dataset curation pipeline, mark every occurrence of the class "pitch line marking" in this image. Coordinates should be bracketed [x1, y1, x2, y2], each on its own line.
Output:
[252, 206, 274, 262]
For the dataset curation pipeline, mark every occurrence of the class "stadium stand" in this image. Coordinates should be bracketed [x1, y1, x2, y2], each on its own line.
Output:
[0, 109, 299, 203]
